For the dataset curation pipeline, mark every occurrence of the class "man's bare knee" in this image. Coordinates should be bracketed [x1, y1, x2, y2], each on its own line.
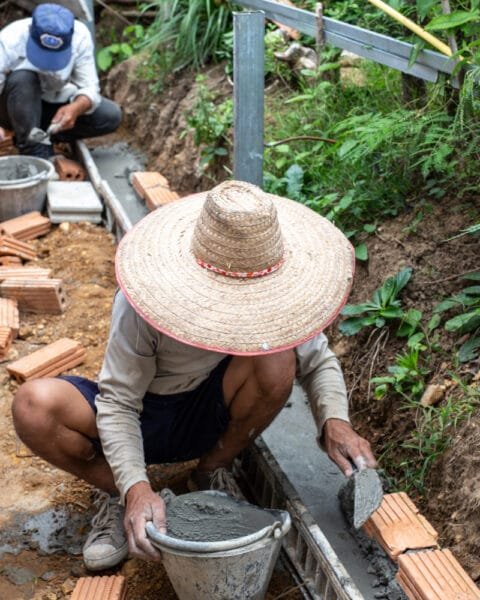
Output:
[12, 379, 58, 435]
[253, 349, 296, 404]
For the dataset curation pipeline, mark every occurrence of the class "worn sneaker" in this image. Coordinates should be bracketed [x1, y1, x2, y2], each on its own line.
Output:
[82, 490, 128, 571]
[187, 467, 245, 500]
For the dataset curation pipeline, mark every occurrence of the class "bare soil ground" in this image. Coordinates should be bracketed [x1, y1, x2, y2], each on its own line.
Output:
[0, 224, 301, 600]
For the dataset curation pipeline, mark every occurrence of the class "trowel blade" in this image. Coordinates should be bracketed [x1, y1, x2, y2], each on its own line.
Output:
[352, 468, 383, 529]
[338, 467, 383, 529]
[28, 127, 52, 145]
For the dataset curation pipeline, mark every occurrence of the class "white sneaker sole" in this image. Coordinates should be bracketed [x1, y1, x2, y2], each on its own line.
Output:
[83, 542, 129, 571]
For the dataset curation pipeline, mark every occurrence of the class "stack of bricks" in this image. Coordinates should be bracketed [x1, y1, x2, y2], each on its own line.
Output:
[0, 326, 13, 358]
[0, 235, 36, 261]
[0, 278, 66, 314]
[54, 157, 86, 181]
[0, 267, 51, 281]
[0, 130, 15, 157]
[7, 338, 85, 382]
[70, 576, 127, 600]
[364, 493, 480, 599]
[0, 298, 19, 338]
[131, 171, 180, 211]
[0, 211, 51, 241]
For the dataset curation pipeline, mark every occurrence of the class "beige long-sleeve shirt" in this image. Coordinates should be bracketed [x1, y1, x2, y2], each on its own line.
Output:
[96, 291, 350, 502]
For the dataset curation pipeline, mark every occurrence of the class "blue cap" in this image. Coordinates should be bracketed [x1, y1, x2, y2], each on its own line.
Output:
[26, 3, 74, 71]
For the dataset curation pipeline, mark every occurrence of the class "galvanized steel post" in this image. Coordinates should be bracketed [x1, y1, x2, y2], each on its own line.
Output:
[233, 11, 265, 187]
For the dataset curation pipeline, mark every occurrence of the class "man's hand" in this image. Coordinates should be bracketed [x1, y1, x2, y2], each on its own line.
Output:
[0, 127, 5, 141]
[51, 95, 92, 131]
[124, 481, 166, 561]
[323, 418, 377, 477]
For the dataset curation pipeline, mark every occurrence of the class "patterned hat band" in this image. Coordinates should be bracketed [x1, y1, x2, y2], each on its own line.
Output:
[196, 257, 285, 279]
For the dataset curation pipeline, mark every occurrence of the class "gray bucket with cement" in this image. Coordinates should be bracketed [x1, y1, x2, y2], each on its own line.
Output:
[0, 156, 55, 220]
[146, 490, 291, 600]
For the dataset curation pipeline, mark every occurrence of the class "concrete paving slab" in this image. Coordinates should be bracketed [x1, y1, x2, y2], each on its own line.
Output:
[47, 210, 103, 225]
[47, 182, 102, 214]
[262, 384, 378, 599]
[89, 143, 149, 226]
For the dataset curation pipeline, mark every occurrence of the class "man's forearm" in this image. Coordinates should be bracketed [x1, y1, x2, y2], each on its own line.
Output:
[70, 94, 92, 117]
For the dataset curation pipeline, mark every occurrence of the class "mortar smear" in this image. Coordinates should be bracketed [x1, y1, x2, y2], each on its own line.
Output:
[166, 492, 278, 542]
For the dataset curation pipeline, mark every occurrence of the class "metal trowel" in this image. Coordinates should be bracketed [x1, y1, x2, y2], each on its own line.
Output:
[28, 121, 63, 145]
[338, 467, 383, 529]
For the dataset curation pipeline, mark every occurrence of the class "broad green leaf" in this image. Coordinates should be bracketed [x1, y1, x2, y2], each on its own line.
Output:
[363, 223, 376, 233]
[427, 313, 442, 332]
[433, 298, 461, 313]
[426, 10, 480, 30]
[407, 332, 425, 348]
[285, 164, 304, 198]
[338, 317, 368, 336]
[458, 335, 480, 362]
[341, 303, 371, 316]
[355, 243, 368, 261]
[96, 48, 113, 71]
[463, 272, 480, 281]
[461, 285, 480, 295]
[445, 310, 480, 332]
[375, 317, 386, 328]
[380, 306, 404, 318]
[392, 267, 413, 295]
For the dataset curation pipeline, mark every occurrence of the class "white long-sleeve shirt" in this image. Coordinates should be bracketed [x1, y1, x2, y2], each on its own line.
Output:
[0, 18, 101, 112]
[96, 291, 350, 502]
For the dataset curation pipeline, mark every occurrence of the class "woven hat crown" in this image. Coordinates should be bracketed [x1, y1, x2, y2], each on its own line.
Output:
[191, 181, 284, 276]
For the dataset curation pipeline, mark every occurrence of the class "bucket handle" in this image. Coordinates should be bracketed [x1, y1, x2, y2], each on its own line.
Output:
[146, 512, 290, 554]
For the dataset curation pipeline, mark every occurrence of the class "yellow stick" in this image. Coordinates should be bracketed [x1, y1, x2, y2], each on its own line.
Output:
[367, 0, 453, 57]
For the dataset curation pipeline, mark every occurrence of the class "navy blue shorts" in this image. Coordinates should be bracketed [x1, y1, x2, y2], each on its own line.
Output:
[60, 357, 231, 464]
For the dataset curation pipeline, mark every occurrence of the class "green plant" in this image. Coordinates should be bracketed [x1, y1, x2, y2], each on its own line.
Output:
[339, 268, 415, 336]
[371, 333, 430, 404]
[96, 25, 145, 72]
[433, 272, 480, 362]
[184, 75, 233, 168]
[142, 0, 232, 75]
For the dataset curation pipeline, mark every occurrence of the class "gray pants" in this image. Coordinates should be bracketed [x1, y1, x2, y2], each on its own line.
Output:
[0, 70, 122, 159]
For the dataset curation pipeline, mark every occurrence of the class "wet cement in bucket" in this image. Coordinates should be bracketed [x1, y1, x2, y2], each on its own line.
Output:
[166, 492, 277, 542]
[0, 159, 42, 182]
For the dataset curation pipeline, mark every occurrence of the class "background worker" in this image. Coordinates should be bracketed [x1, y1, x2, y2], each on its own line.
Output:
[12, 181, 376, 571]
[0, 3, 121, 159]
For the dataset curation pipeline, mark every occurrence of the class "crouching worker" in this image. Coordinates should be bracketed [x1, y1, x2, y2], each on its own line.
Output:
[0, 3, 121, 159]
[12, 181, 376, 571]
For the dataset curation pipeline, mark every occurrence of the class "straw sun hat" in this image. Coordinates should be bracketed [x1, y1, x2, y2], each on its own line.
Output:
[116, 180, 354, 355]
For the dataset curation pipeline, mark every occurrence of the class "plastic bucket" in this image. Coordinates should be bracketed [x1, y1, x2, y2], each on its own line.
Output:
[0, 155, 55, 220]
[146, 490, 291, 600]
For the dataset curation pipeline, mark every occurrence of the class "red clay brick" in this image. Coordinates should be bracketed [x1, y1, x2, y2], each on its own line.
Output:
[0, 326, 12, 358]
[396, 549, 480, 600]
[131, 171, 168, 199]
[363, 492, 438, 560]
[131, 171, 180, 210]
[7, 338, 84, 381]
[0, 278, 66, 314]
[0, 130, 15, 157]
[0, 211, 51, 241]
[0, 256, 22, 266]
[0, 267, 51, 281]
[0, 235, 36, 260]
[0, 298, 19, 338]
[70, 575, 127, 600]
[54, 157, 86, 181]
[32, 347, 86, 379]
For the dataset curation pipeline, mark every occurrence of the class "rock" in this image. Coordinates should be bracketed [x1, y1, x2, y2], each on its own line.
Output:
[70, 563, 85, 577]
[4, 565, 35, 585]
[41, 571, 57, 581]
[61, 578, 76, 595]
[59, 222, 70, 233]
[42, 593, 58, 600]
[420, 384, 446, 407]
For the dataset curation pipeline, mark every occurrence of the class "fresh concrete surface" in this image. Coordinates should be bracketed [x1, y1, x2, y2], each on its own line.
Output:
[262, 384, 378, 599]
[89, 142, 149, 225]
